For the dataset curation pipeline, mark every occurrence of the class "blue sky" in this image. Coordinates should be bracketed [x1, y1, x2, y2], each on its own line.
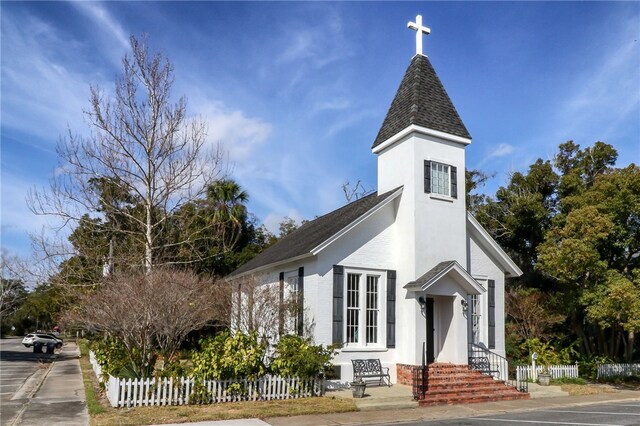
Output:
[2, 1, 639, 259]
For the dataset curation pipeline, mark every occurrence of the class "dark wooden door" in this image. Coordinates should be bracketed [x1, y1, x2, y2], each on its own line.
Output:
[426, 297, 435, 363]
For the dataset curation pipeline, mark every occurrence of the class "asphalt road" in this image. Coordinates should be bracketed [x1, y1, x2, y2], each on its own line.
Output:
[0, 337, 56, 425]
[389, 401, 640, 426]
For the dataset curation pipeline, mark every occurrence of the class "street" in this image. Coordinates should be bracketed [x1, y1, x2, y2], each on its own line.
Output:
[1, 337, 88, 426]
[384, 401, 640, 426]
[0, 337, 56, 425]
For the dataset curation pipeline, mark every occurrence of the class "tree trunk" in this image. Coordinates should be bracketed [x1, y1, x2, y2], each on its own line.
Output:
[627, 330, 635, 362]
[145, 200, 152, 274]
[572, 312, 593, 356]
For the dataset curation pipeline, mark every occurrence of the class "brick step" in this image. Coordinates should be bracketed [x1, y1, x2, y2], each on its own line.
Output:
[425, 385, 523, 398]
[418, 391, 530, 407]
[428, 375, 498, 384]
[427, 373, 495, 383]
[427, 381, 513, 392]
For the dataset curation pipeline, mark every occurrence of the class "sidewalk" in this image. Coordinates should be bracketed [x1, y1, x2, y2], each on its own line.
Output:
[17, 341, 89, 426]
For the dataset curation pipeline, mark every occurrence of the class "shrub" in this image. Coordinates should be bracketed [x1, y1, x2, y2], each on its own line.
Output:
[577, 354, 612, 380]
[191, 331, 267, 381]
[270, 335, 338, 378]
[90, 336, 149, 379]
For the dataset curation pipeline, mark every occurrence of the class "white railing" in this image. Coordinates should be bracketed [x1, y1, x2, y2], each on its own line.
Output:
[597, 363, 640, 379]
[89, 351, 321, 408]
[516, 364, 579, 382]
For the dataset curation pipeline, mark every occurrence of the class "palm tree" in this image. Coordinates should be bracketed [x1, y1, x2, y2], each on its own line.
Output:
[206, 179, 249, 251]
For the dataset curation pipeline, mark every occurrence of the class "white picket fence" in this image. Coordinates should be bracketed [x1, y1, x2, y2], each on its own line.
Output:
[597, 363, 640, 379]
[88, 350, 104, 383]
[516, 364, 579, 382]
[89, 351, 321, 408]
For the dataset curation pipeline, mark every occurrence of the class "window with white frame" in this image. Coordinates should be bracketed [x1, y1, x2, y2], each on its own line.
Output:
[345, 270, 383, 346]
[471, 294, 481, 344]
[431, 162, 450, 196]
[425, 160, 458, 198]
[285, 273, 299, 334]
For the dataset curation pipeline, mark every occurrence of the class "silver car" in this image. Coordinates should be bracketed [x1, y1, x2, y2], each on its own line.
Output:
[22, 333, 63, 348]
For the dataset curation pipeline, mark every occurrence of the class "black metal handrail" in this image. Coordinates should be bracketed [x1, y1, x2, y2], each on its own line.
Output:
[468, 343, 528, 393]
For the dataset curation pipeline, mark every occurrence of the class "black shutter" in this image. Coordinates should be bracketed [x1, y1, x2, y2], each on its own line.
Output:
[332, 265, 344, 344]
[278, 272, 284, 336]
[424, 160, 431, 193]
[386, 270, 396, 348]
[488, 279, 496, 349]
[297, 267, 304, 336]
[451, 166, 458, 199]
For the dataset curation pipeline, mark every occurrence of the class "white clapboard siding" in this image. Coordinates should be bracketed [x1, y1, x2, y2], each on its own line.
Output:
[597, 363, 640, 379]
[516, 364, 579, 382]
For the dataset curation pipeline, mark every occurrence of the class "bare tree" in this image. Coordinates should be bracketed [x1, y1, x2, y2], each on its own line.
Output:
[229, 275, 314, 342]
[64, 268, 221, 374]
[0, 251, 28, 319]
[506, 287, 564, 342]
[342, 180, 374, 203]
[28, 35, 224, 276]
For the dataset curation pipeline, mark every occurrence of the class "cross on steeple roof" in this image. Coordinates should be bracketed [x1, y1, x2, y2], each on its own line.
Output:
[408, 15, 431, 56]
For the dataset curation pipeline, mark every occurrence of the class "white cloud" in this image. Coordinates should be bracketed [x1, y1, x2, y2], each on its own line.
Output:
[193, 101, 273, 163]
[262, 210, 305, 235]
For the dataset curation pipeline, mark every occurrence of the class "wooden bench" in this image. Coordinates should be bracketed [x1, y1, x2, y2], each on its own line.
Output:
[352, 359, 391, 386]
[469, 356, 500, 377]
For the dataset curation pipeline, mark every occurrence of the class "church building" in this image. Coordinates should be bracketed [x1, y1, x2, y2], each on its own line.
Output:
[229, 15, 525, 401]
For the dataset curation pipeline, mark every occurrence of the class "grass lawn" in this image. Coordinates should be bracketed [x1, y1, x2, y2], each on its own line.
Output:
[77, 341, 357, 426]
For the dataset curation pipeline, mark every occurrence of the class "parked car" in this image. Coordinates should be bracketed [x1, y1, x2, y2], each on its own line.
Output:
[22, 333, 63, 348]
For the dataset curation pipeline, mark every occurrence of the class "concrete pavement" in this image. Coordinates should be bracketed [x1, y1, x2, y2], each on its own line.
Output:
[265, 388, 640, 425]
[10, 341, 89, 426]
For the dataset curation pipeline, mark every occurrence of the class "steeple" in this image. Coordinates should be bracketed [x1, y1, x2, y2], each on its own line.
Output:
[372, 22, 471, 149]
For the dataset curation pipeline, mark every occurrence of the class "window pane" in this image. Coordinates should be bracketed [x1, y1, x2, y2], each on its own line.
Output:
[287, 276, 299, 334]
[346, 274, 360, 343]
[431, 162, 450, 196]
[471, 295, 480, 344]
[366, 275, 378, 344]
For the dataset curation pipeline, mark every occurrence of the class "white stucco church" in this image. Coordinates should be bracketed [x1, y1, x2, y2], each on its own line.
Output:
[229, 15, 522, 389]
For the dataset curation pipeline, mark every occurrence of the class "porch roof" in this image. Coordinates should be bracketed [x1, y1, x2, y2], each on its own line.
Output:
[403, 260, 485, 295]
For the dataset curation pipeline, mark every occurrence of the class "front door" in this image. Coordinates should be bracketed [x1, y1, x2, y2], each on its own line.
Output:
[426, 297, 435, 363]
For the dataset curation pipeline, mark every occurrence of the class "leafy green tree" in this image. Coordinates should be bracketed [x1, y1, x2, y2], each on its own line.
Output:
[583, 271, 640, 361]
[538, 162, 639, 358]
[474, 159, 559, 286]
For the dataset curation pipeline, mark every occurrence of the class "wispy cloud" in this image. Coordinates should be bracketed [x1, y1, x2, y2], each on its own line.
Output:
[312, 98, 351, 113]
[71, 2, 130, 64]
[0, 11, 93, 143]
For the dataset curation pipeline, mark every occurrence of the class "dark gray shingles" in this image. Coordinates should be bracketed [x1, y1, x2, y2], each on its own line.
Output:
[229, 188, 402, 277]
[372, 55, 471, 149]
[407, 260, 457, 287]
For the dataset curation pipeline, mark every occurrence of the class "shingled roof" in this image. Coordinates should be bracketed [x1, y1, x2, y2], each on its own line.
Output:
[229, 187, 402, 278]
[372, 54, 470, 149]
